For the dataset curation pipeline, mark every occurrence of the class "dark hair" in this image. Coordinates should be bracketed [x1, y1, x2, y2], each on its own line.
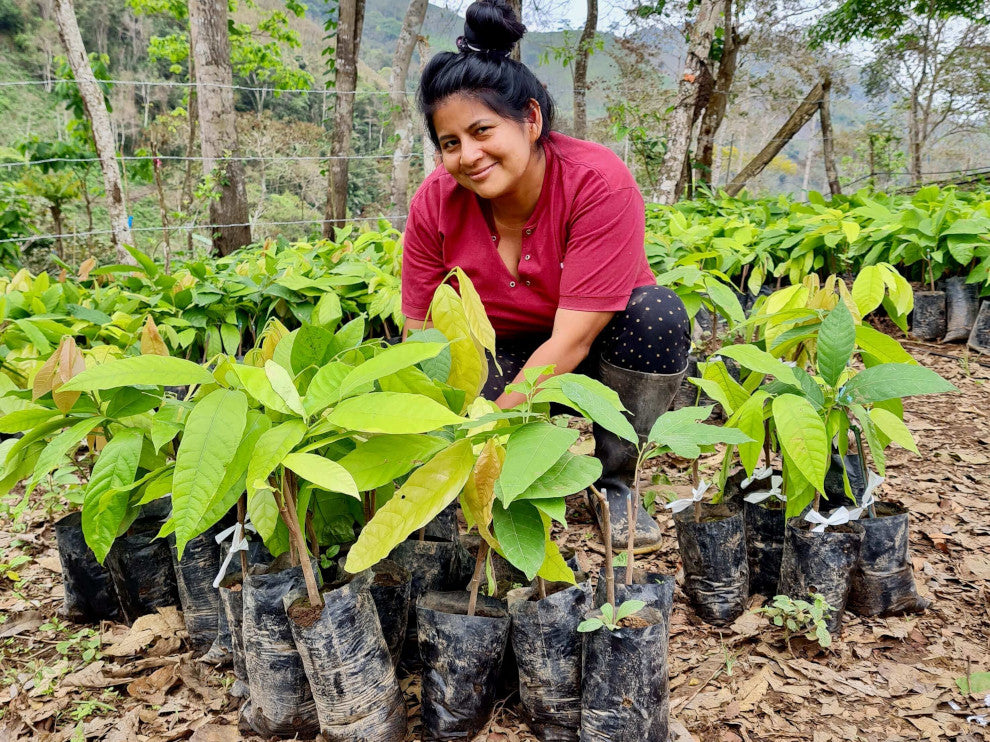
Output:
[418, 0, 555, 148]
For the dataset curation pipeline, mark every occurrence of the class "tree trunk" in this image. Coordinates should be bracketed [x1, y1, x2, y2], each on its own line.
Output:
[323, 0, 366, 236]
[696, 7, 742, 187]
[725, 82, 824, 197]
[819, 75, 841, 197]
[655, 0, 720, 204]
[388, 0, 428, 228]
[53, 0, 136, 264]
[188, 0, 252, 256]
[572, 0, 597, 140]
[908, 97, 922, 185]
[507, 0, 522, 62]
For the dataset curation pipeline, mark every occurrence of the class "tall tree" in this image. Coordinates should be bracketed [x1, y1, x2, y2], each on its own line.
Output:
[654, 0, 720, 204]
[572, 0, 598, 139]
[53, 0, 135, 263]
[388, 0, 429, 227]
[812, 0, 990, 185]
[507, 0, 522, 62]
[188, 0, 251, 255]
[323, 0, 366, 235]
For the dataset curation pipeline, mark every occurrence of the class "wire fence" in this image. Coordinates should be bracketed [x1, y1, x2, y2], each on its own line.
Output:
[0, 153, 424, 170]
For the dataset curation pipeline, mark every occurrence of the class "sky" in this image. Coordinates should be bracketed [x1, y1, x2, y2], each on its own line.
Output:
[437, 0, 634, 33]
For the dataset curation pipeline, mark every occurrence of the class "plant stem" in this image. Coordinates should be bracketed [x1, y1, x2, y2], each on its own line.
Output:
[852, 427, 876, 518]
[537, 576, 547, 600]
[691, 459, 702, 524]
[590, 485, 615, 608]
[763, 420, 772, 468]
[466, 540, 489, 617]
[418, 526, 426, 542]
[625, 493, 635, 586]
[280, 472, 322, 608]
[236, 495, 248, 577]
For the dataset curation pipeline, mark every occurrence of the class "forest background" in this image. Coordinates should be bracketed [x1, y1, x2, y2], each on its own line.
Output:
[0, 0, 988, 270]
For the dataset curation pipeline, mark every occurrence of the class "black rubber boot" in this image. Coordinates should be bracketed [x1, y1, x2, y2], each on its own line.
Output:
[590, 358, 687, 553]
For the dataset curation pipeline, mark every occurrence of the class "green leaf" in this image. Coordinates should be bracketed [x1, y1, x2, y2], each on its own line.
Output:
[282, 453, 358, 498]
[697, 361, 749, 415]
[772, 394, 828, 494]
[703, 276, 745, 325]
[82, 428, 144, 563]
[869, 408, 919, 454]
[105, 387, 162, 419]
[577, 618, 603, 632]
[246, 421, 308, 541]
[492, 500, 545, 580]
[325, 392, 466, 434]
[303, 361, 356, 416]
[231, 364, 290, 414]
[344, 439, 476, 573]
[614, 599, 646, 622]
[0, 407, 58, 434]
[532, 497, 567, 524]
[172, 389, 248, 558]
[851, 265, 885, 316]
[514, 451, 602, 501]
[61, 356, 214, 392]
[816, 301, 855, 388]
[290, 325, 335, 373]
[537, 539, 575, 584]
[336, 342, 447, 401]
[841, 364, 957, 405]
[559, 380, 637, 444]
[337, 434, 446, 490]
[956, 672, 990, 695]
[647, 405, 713, 447]
[28, 416, 105, 494]
[854, 325, 916, 365]
[498, 422, 580, 504]
[312, 293, 342, 329]
[726, 392, 768, 475]
[715, 345, 799, 387]
[265, 361, 305, 417]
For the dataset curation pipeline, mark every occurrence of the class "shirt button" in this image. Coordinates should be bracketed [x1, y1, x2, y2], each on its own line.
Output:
[524, 255, 531, 260]
[525, 280, 531, 286]
[491, 235, 497, 241]
[509, 281, 516, 287]
[525, 228, 533, 236]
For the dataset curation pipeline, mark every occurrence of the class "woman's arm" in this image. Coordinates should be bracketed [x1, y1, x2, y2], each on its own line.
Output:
[402, 316, 434, 340]
[494, 308, 613, 409]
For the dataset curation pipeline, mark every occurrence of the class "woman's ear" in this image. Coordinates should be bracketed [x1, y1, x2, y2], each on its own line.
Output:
[527, 98, 543, 143]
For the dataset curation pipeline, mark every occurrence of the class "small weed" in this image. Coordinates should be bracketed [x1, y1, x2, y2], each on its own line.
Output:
[756, 593, 835, 654]
[0, 549, 30, 583]
[578, 600, 645, 632]
[39, 618, 102, 663]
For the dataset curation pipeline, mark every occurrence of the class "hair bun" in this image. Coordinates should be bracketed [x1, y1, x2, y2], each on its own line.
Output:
[462, 0, 526, 56]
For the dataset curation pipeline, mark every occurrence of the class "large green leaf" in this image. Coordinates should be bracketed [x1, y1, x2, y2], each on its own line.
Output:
[854, 325, 916, 365]
[231, 364, 291, 414]
[0, 407, 59, 434]
[869, 407, 919, 454]
[703, 276, 745, 325]
[715, 344, 799, 387]
[498, 422, 580, 504]
[325, 392, 466, 434]
[492, 500, 545, 580]
[559, 380, 637, 444]
[304, 361, 357, 416]
[851, 265, 885, 316]
[840, 364, 957, 405]
[265, 361, 305, 417]
[282, 453, 358, 498]
[647, 405, 714, 447]
[337, 434, 446, 490]
[772, 394, 828, 494]
[816, 301, 855, 388]
[28, 416, 105, 494]
[61, 356, 214, 392]
[172, 389, 249, 558]
[82, 428, 144, 563]
[344, 439, 475, 573]
[725, 392, 768, 476]
[246, 421, 307, 541]
[336, 342, 447, 401]
[514, 451, 602, 501]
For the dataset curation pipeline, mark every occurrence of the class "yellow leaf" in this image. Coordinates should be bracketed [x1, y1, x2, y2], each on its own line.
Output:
[836, 280, 863, 323]
[461, 439, 504, 550]
[140, 316, 169, 356]
[454, 268, 496, 354]
[537, 539, 575, 584]
[431, 284, 487, 409]
[260, 320, 289, 362]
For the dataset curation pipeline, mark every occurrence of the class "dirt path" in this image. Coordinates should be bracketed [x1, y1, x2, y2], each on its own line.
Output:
[1, 348, 988, 742]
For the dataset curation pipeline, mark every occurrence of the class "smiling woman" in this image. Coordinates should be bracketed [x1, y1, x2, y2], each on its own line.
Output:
[400, 0, 691, 552]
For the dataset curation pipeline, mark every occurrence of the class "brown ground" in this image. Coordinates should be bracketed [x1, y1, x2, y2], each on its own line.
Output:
[1, 344, 988, 742]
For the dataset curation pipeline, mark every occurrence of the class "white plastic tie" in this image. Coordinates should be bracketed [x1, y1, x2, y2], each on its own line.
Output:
[744, 475, 785, 505]
[666, 480, 711, 514]
[848, 470, 884, 520]
[213, 522, 256, 589]
[804, 506, 853, 533]
[741, 467, 773, 490]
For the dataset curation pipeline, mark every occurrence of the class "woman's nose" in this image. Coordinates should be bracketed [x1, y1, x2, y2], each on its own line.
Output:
[460, 140, 483, 167]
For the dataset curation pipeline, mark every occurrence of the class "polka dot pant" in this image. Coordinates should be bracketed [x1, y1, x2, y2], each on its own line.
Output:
[482, 285, 691, 400]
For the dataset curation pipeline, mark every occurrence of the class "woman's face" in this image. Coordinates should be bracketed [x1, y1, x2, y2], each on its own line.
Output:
[432, 94, 543, 203]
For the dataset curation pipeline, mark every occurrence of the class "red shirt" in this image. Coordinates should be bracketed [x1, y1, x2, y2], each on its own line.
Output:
[401, 132, 655, 337]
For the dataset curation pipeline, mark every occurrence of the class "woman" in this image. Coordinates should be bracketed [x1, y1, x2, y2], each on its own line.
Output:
[401, 0, 690, 552]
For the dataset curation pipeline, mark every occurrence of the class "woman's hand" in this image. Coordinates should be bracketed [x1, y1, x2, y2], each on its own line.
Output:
[494, 308, 614, 409]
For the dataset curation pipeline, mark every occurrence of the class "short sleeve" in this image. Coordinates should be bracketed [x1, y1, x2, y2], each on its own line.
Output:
[401, 190, 447, 321]
[557, 185, 646, 312]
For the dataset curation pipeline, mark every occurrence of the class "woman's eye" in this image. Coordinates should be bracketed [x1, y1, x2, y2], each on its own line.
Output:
[442, 140, 458, 150]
